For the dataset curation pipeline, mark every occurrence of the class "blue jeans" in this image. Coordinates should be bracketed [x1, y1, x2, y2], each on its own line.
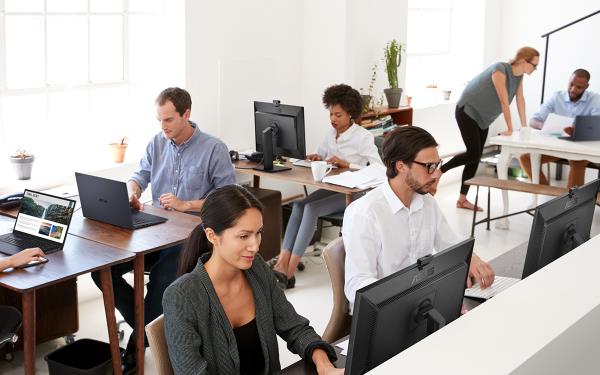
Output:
[91, 245, 181, 350]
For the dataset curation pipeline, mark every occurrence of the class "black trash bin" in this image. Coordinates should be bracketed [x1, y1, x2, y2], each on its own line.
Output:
[45, 338, 122, 375]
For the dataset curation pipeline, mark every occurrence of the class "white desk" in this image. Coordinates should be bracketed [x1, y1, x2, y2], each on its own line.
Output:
[488, 129, 600, 228]
[370, 234, 600, 375]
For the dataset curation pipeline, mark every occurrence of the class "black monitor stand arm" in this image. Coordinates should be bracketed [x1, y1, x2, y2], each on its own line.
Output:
[253, 125, 291, 173]
[562, 224, 584, 256]
[415, 299, 446, 335]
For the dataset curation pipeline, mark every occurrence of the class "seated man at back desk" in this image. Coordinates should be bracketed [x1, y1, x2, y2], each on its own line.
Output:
[343, 126, 495, 314]
[91, 87, 236, 373]
[520, 68, 600, 188]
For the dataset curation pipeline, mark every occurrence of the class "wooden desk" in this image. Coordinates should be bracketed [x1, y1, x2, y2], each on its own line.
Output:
[358, 106, 413, 126]
[0, 233, 134, 375]
[68, 205, 202, 375]
[280, 242, 527, 374]
[234, 160, 367, 206]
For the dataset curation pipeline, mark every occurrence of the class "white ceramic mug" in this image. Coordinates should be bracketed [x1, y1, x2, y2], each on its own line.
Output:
[311, 161, 333, 182]
[519, 127, 531, 141]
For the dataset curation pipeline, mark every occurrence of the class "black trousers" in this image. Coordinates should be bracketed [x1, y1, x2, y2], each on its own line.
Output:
[441, 106, 489, 195]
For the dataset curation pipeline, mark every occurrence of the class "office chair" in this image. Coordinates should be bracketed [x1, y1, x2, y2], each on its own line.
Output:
[321, 237, 352, 343]
[0, 306, 22, 361]
[145, 315, 174, 375]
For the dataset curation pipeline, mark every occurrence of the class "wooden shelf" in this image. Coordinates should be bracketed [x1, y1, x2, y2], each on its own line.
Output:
[357, 106, 413, 126]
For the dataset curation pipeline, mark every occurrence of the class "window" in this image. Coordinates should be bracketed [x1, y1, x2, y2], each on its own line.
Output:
[0, 0, 184, 180]
[405, 0, 484, 107]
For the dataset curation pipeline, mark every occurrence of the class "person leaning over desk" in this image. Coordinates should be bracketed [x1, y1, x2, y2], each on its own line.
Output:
[162, 185, 342, 375]
[343, 126, 495, 314]
[439, 46, 539, 211]
[91, 87, 236, 374]
[519, 68, 600, 188]
[271, 84, 382, 289]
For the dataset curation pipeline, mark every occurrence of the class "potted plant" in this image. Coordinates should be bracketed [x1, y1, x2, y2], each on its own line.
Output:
[109, 136, 128, 163]
[383, 39, 405, 108]
[360, 63, 378, 112]
[10, 149, 35, 180]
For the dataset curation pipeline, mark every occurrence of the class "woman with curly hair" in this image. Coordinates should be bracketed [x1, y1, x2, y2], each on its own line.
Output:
[271, 84, 382, 289]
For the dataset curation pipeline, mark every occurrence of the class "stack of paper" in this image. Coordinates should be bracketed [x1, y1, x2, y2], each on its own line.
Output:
[322, 164, 386, 189]
[541, 113, 573, 136]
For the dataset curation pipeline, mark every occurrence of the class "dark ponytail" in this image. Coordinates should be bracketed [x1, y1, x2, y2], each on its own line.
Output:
[177, 185, 264, 276]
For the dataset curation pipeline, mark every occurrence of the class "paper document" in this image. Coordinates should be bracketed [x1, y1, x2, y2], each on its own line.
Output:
[291, 159, 337, 169]
[322, 164, 386, 189]
[336, 338, 350, 356]
[464, 275, 520, 300]
[541, 113, 573, 136]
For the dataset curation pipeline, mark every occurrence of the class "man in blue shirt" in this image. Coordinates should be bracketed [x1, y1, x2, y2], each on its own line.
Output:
[520, 69, 600, 187]
[91, 87, 235, 373]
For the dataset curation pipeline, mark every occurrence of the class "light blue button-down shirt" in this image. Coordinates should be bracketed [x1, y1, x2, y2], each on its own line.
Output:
[130, 121, 236, 207]
[533, 90, 600, 123]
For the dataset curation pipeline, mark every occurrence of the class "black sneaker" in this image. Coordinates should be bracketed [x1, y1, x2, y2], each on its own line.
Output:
[286, 276, 296, 289]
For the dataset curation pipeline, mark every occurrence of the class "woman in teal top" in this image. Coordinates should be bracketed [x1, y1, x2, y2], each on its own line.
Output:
[440, 46, 539, 211]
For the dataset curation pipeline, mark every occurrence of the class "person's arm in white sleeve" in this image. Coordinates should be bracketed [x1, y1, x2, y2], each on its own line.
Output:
[349, 132, 382, 170]
[343, 209, 380, 312]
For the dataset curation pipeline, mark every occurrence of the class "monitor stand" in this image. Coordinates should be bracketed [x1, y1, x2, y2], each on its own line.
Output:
[415, 299, 446, 334]
[253, 126, 291, 173]
[561, 223, 585, 256]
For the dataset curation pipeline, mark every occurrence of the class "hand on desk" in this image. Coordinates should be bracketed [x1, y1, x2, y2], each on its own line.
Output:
[563, 126, 574, 136]
[306, 154, 322, 161]
[0, 247, 46, 272]
[498, 129, 513, 136]
[467, 254, 495, 289]
[312, 348, 344, 375]
[326, 156, 349, 169]
[159, 193, 188, 212]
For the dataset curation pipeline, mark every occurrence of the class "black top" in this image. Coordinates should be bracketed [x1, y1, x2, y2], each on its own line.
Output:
[233, 318, 265, 375]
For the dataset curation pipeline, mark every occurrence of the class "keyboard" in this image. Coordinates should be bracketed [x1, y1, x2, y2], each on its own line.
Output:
[292, 159, 338, 169]
[464, 275, 520, 300]
[0, 233, 60, 255]
[131, 210, 167, 229]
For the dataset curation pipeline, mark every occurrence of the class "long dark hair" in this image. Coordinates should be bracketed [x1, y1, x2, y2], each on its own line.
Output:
[177, 185, 264, 276]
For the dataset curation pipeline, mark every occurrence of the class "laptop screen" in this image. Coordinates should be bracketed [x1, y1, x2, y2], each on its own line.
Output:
[14, 190, 76, 244]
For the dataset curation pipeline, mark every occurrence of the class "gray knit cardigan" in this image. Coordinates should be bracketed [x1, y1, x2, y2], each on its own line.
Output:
[162, 253, 335, 375]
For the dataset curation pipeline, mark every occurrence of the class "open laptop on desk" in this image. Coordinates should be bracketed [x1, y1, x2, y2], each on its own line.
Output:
[75, 172, 167, 230]
[558, 115, 600, 141]
[0, 190, 75, 255]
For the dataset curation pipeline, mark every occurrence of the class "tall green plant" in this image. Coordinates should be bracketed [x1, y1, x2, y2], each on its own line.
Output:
[384, 39, 403, 89]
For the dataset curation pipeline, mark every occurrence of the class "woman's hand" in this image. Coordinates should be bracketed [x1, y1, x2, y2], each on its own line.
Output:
[326, 156, 350, 169]
[499, 129, 513, 136]
[312, 348, 343, 375]
[306, 154, 322, 161]
[317, 366, 344, 375]
[9, 247, 46, 268]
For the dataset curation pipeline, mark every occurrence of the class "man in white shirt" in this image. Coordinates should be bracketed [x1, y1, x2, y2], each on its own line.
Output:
[343, 126, 495, 313]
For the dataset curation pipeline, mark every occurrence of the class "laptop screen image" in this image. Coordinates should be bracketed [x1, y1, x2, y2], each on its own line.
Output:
[14, 190, 76, 244]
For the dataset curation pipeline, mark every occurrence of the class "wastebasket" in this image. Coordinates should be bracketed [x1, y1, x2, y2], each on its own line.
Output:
[45, 338, 122, 375]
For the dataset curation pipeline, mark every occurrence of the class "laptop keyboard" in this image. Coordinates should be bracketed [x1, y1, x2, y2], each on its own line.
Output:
[0, 233, 60, 253]
[131, 210, 167, 229]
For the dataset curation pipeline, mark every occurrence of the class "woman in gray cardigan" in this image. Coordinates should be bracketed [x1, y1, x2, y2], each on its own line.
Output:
[162, 185, 342, 375]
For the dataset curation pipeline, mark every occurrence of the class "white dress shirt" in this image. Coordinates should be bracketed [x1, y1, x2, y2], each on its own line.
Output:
[315, 124, 382, 169]
[343, 180, 461, 314]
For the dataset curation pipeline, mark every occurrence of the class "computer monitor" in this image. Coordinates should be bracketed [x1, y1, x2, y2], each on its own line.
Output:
[344, 238, 474, 375]
[253, 100, 306, 173]
[522, 178, 599, 279]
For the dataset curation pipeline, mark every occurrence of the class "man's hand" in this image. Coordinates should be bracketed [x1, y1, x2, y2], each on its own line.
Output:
[10, 248, 46, 268]
[307, 154, 322, 161]
[563, 126, 574, 136]
[326, 156, 350, 169]
[467, 254, 495, 289]
[159, 193, 189, 212]
[129, 193, 143, 211]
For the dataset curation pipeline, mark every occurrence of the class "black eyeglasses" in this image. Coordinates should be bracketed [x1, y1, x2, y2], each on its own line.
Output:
[526, 60, 538, 69]
[412, 160, 443, 174]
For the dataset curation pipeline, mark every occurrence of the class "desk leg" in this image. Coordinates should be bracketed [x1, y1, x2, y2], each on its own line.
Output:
[345, 193, 353, 206]
[496, 149, 511, 230]
[22, 290, 36, 375]
[530, 153, 541, 208]
[134, 254, 145, 375]
[99, 268, 123, 375]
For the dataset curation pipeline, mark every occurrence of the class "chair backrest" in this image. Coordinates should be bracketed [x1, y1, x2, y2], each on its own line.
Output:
[321, 237, 352, 343]
[145, 314, 174, 375]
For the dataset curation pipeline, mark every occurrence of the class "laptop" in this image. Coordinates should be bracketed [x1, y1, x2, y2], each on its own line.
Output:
[558, 115, 600, 141]
[75, 173, 167, 230]
[0, 190, 76, 256]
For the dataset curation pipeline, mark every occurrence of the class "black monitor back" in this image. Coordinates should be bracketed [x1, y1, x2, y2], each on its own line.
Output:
[254, 101, 306, 160]
[345, 238, 474, 375]
[522, 178, 599, 279]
